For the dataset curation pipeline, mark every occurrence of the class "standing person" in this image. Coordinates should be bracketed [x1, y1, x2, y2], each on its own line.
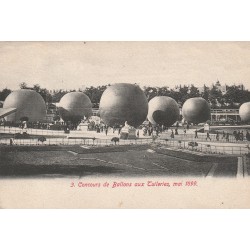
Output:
[105, 126, 108, 136]
[222, 131, 225, 139]
[226, 132, 229, 142]
[194, 129, 198, 139]
[233, 130, 237, 140]
[206, 131, 211, 141]
[150, 127, 154, 136]
[137, 130, 139, 138]
[156, 129, 159, 136]
[237, 131, 240, 141]
[234, 131, 238, 141]
[175, 128, 178, 135]
[171, 130, 174, 139]
[161, 124, 165, 132]
[246, 131, 250, 141]
[240, 131, 244, 141]
[183, 128, 187, 137]
[216, 132, 219, 141]
[147, 128, 150, 136]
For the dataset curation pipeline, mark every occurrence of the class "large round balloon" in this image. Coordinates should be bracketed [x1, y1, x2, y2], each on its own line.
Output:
[182, 97, 210, 123]
[147, 96, 179, 126]
[239, 102, 250, 122]
[99, 83, 148, 127]
[3, 89, 46, 122]
[58, 92, 92, 122]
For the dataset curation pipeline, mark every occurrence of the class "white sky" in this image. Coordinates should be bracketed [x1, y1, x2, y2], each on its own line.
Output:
[0, 41, 250, 90]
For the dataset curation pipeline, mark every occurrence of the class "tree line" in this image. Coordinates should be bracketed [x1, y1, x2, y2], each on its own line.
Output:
[0, 82, 250, 109]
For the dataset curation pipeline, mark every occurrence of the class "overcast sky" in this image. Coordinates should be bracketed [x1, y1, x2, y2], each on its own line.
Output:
[0, 41, 250, 90]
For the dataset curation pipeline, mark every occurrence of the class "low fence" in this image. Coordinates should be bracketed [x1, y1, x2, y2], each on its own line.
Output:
[160, 131, 249, 144]
[0, 126, 248, 144]
[0, 137, 152, 147]
[0, 136, 248, 156]
[0, 126, 66, 136]
[159, 139, 249, 156]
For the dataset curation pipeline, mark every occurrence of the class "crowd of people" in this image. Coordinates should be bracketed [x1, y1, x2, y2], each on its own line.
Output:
[232, 130, 250, 141]
[1, 117, 250, 143]
[87, 122, 123, 135]
[202, 130, 250, 142]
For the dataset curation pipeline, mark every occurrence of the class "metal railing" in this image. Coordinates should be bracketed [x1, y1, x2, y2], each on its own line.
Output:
[1, 126, 249, 144]
[0, 136, 248, 156]
[0, 126, 66, 136]
[156, 139, 248, 156]
[158, 132, 246, 144]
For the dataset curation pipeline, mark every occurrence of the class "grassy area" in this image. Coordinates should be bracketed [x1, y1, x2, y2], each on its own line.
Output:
[0, 144, 238, 178]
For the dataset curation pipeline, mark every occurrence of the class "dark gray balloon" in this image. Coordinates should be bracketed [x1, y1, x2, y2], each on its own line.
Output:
[148, 96, 179, 126]
[182, 97, 210, 123]
[58, 92, 92, 122]
[99, 83, 148, 127]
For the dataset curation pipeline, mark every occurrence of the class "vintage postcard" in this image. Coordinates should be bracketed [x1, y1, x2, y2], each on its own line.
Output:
[0, 41, 249, 208]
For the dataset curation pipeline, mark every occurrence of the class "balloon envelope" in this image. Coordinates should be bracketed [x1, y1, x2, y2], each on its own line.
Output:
[239, 102, 250, 122]
[182, 97, 210, 123]
[3, 89, 46, 122]
[147, 96, 179, 126]
[99, 83, 148, 127]
[58, 92, 92, 122]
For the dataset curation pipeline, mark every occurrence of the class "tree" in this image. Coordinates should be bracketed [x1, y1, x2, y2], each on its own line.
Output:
[169, 89, 181, 103]
[201, 85, 209, 101]
[52, 90, 68, 103]
[208, 85, 223, 108]
[0, 88, 11, 101]
[188, 85, 200, 98]
[178, 85, 189, 104]
[33, 84, 52, 103]
[143, 86, 158, 101]
[223, 86, 250, 107]
[84, 85, 107, 108]
[19, 82, 28, 89]
[157, 86, 171, 96]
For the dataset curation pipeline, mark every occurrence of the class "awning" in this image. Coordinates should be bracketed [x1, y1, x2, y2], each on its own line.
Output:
[0, 108, 17, 119]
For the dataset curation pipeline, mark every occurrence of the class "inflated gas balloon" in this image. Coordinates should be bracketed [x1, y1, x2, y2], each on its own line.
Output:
[58, 92, 92, 122]
[182, 97, 210, 123]
[99, 83, 148, 127]
[239, 102, 250, 122]
[147, 96, 179, 126]
[3, 89, 46, 122]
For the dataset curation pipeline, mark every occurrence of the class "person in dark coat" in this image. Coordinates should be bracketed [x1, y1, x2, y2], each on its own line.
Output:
[206, 132, 211, 141]
[222, 131, 225, 139]
[216, 132, 219, 141]
[194, 129, 198, 139]
[171, 130, 174, 139]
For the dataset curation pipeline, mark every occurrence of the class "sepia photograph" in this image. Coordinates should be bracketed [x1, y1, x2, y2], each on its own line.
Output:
[0, 41, 250, 208]
[1, 2, 250, 250]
